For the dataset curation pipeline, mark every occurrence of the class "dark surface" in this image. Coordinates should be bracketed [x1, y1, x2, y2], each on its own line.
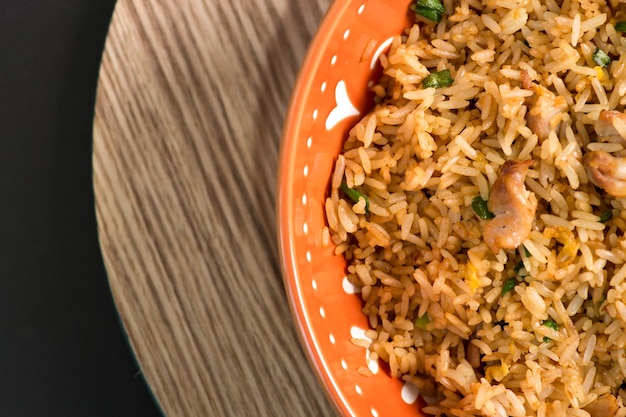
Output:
[0, 1, 162, 416]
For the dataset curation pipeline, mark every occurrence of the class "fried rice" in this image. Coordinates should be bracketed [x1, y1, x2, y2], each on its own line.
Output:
[325, 1, 626, 416]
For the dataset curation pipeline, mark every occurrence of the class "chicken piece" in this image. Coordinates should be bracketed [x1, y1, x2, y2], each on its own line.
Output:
[584, 150, 626, 198]
[595, 110, 626, 142]
[483, 160, 537, 254]
[525, 84, 569, 142]
[583, 394, 619, 417]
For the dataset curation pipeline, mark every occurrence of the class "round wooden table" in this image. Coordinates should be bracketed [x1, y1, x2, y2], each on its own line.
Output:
[93, 1, 337, 415]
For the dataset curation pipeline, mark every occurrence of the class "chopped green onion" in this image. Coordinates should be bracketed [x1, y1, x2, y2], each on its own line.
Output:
[339, 182, 370, 214]
[514, 261, 529, 277]
[411, 0, 446, 23]
[592, 48, 612, 68]
[523, 246, 531, 258]
[542, 319, 558, 342]
[616, 21, 626, 32]
[543, 319, 558, 331]
[600, 209, 613, 223]
[422, 69, 454, 89]
[415, 313, 430, 330]
[501, 278, 517, 296]
[472, 196, 495, 220]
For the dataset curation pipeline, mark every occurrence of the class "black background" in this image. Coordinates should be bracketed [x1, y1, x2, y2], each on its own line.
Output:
[0, 1, 162, 416]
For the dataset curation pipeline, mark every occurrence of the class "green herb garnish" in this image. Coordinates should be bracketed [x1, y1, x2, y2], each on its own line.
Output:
[592, 48, 612, 68]
[514, 261, 529, 277]
[542, 319, 558, 342]
[411, 0, 446, 23]
[504, 261, 529, 296]
[543, 319, 558, 331]
[422, 69, 454, 89]
[600, 209, 613, 223]
[523, 246, 531, 258]
[339, 182, 370, 214]
[501, 278, 517, 296]
[415, 313, 430, 330]
[616, 21, 626, 32]
[472, 196, 495, 220]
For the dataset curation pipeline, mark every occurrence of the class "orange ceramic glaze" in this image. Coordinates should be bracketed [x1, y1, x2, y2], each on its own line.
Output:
[277, 1, 427, 416]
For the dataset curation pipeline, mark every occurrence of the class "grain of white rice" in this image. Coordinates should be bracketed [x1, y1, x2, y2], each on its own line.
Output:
[571, 14, 582, 47]
[571, 219, 605, 231]
[583, 336, 597, 367]
[587, 142, 624, 152]
[516, 285, 546, 319]
[596, 248, 624, 264]
[472, 49, 496, 64]
[610, 263, 626, 286]
[404, 87, 437, 102]
[481, 13, 500, 34]
[591, 77, 609, 109]
[581, 13, 607, 33]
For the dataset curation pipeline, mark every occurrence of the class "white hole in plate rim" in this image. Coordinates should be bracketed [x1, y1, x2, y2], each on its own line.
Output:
[342, 276, 361, 294]
[319, 307, 326, 318]
[350, 326, 371, 341]
[370, 36, 395, 70]
[321, 81, 327, 92]
[331, 55, 338, 66]
[303, 165, 309, 177]
[306, 251, 312, 262]
[306, 136, 313, 148]
[341, 359, 348, 370]
[303, 222, 309, 235]
[343, 29, 350, 40]
[325, 80, 360, 131]
[302, 193, 307, 205]
[355, 385, 362, 395]
[358, 4, 365, 14]
[312, 109, 319, 120]
[329, 333, 336, 344]
[401, 382, 419, 404]
[311, 279, 318, 290]
[371, 409, 379, 417]
[368, 356, 379, 374]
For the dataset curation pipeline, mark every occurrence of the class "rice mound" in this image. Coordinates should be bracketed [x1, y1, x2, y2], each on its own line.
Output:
[325, 1, 626, 416]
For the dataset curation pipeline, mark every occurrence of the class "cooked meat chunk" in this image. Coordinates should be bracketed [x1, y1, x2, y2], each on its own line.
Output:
[595, 110, 626, 142]
[525, 85, 568, 142]
[484, 160, 537, 253]
[583, 394, 619, 417]
[584, 150, 626, 198]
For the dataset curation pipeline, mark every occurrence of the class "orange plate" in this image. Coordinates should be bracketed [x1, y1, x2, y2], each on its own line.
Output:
[277, 1, 427, 416]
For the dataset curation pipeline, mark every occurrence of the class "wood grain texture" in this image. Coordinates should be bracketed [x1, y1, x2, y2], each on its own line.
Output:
[92, 1, 336, 416]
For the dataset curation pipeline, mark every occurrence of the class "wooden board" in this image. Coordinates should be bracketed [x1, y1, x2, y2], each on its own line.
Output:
[93, 1, 337, 415]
